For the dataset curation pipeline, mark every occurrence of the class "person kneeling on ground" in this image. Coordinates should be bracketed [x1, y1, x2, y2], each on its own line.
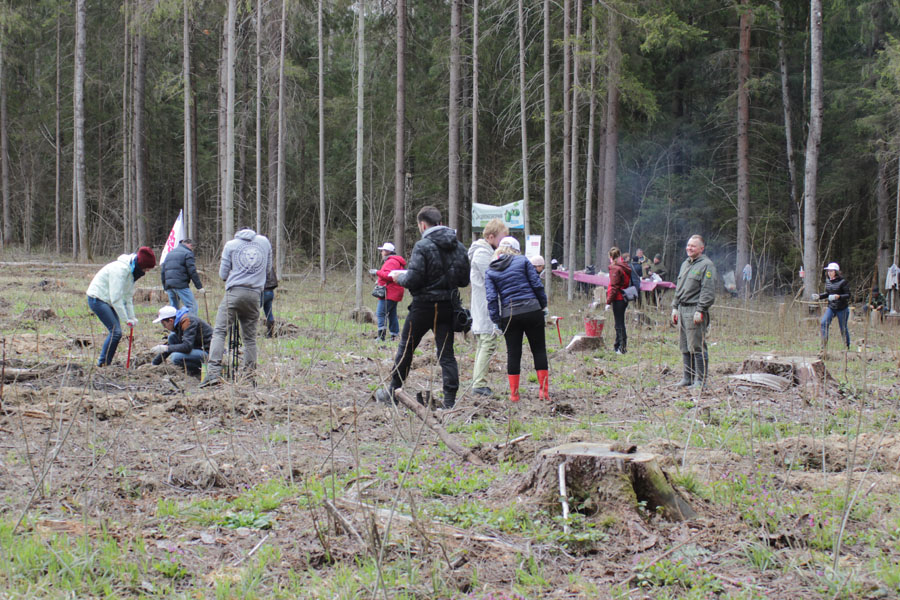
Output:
[150, 305, 213, 379]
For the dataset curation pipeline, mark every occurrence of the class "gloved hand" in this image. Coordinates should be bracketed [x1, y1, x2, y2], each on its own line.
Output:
[151, 344, 168, 355]
[126, 318, 138, 327]
[151, 354, 163, 366]
[542, 307, 549, 319]
[671, 308, 679, 325]
[197, 287, 206, 295]
[491, 326, 503, 337]
[828, 294, 839, 302]
[810, 293, 819, 300]
[605, 304, 611, 312]
[693, 311, 703, 325]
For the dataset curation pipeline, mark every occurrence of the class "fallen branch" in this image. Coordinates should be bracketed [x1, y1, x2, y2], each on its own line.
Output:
[323, 499, 366, 547]
[335, 497, 525, 553]
[393, 389, 484, 465]
[496, 433, 531, 450]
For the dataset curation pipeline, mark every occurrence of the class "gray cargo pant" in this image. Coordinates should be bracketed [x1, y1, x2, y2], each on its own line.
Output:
[678, 305, 708, 354]
[207, 286, 261, 377]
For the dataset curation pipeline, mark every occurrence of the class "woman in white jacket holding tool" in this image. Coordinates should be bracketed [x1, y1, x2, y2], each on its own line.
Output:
[86, 247, 156, 366]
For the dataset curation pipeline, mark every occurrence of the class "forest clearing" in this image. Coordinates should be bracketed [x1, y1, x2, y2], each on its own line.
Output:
[1, 259, 899, 600]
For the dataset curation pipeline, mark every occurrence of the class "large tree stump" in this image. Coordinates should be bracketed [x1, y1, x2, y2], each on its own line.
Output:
[517, 442, 695, 521]
[740, 353, 828, 386]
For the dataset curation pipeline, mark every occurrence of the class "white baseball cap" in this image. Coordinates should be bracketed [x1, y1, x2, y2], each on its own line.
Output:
[498, 236, 520, 252]
[378, 242, 395, 252]
[152, 305, 178, 323]
[824, 262, 840, 271]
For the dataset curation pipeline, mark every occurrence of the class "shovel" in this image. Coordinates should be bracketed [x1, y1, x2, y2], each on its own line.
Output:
[125, 324, 134, 368]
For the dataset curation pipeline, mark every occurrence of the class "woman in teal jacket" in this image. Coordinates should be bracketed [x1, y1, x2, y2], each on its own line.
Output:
[86, 247, 156, 366]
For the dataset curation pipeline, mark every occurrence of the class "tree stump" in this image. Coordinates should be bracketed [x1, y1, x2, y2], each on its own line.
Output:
[349, 306, 375, 324]
[565, 335, 604, 353]
[517, 442, 696, 521]
[739, 353, 828, 386]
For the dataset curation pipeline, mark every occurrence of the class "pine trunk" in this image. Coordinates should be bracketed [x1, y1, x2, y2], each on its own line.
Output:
[736, 1, 751, 296]
[394, 0, 406, 253]
[876, 157, 891, 288]
[601, 8, 619, 254]
[562, 0, 571, 272]
[517, 0, 530, 237]
[224, 0, 237, 245]
[184, 0, 194, 239]
[133, 9, 147, 246]
[775, 0, 799, 247]
[802, 0, 823, 299]
[55, 11, 62, 254]
[448, 0, 461, 234]
[355, 0, 366, 308]
[122, 0, 131, 252]
[74, 0, 88, 260]
[257, 0, 264, 234]
[276, 0, 288, 275]
[567, 0, 582, 301]
[0, 33, 10, 247]
[319, 0, 327, 282]
[471, 0, 479, 228]
[542, 0, 552, 297]
[583, 0, 596, 267]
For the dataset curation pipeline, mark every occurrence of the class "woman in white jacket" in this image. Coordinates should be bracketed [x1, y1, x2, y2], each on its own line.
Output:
[86, 247, 156, 366]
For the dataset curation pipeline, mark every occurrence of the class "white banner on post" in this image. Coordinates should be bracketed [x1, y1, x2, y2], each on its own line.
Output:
[525, 235, 541, 258]
[471, 200, 525, 230]
[159, 210, 185, 264]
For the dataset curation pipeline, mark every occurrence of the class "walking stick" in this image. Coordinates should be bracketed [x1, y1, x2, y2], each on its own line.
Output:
[125, 324, 134, 368]
[202, 291, 210, 324]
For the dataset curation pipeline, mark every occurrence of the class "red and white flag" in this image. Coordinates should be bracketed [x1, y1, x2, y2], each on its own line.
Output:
[159, 210, 185, 264]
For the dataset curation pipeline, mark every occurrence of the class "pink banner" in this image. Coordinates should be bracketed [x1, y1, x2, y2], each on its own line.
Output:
[552, 269, 675, 291]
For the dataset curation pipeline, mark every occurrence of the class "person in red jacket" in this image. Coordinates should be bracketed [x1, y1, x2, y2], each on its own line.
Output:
[375, 242, 406, 341]
[606, 246, 630, 355]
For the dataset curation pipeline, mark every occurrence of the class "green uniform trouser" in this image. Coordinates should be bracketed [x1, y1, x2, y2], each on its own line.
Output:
[472, 332, 500, 389]
[678, 305, 709, 354]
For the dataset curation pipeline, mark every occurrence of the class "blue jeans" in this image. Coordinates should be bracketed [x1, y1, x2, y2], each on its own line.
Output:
[167, 333, 206, 373]
[261, 290, 275, 323]
[88, 296, 122, 366]
[821, 306, 850, 348]
[166, 287, 197, 315]
[376, 299, 399, 336]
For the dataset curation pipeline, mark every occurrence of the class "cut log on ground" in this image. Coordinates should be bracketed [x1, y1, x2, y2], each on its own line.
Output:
[1, 368, 43, 383]
[565, 335, 604, 353]
[740, 354, 828, 386]
[393, 389, 484, 465]
[727, 373, 792, 391]
[517, 442, 696, 521]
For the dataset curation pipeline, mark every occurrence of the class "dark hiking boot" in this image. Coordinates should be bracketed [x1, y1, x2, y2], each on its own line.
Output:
[677, 353, 693, 387]
[375, 387, 396, 405]
[199, 374, 222, 388]
[473, 387, 493, 396]
[265, 321, 275, 338]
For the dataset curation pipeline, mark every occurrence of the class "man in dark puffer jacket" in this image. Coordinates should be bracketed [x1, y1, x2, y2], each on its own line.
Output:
[376, 206, 470, 409]
[161, 239, 204, 315]
[150, 305, 214, 378]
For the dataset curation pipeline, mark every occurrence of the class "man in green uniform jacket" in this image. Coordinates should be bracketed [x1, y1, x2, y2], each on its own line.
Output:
[671, 235, 716, 388]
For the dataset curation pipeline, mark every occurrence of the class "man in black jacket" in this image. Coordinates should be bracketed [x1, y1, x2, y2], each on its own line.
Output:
[376, 206, 470, 409]
[149, 305, 213, 378]
[161, 239, 204, 315]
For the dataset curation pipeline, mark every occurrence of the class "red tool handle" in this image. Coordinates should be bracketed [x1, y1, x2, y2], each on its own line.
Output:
[555, 318, 563, 345]
[125, 324, 134, 368]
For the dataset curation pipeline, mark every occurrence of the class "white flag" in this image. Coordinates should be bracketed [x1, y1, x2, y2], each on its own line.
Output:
[159, 210, 185, 264]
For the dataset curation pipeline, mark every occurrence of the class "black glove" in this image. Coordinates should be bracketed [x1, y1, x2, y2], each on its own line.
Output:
[151, 354, 163, 366]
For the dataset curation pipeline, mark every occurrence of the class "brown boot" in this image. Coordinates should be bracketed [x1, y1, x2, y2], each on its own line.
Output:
[265, 321, 275, 338]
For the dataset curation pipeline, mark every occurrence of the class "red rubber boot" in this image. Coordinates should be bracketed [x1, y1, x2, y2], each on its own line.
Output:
[508, 374, 520, 402]
[537, 370, 550, 401]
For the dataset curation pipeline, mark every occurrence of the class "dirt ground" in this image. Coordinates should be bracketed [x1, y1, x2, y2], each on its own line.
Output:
[1, 263, 899, 599]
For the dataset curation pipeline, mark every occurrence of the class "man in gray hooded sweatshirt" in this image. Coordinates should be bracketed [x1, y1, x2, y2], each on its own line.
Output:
[201, 228, 273, 386]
